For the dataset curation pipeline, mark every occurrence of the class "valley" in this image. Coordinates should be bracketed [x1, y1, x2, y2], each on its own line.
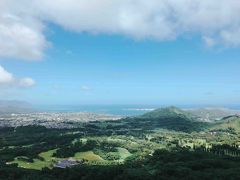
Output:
[0, 107, 240, 179]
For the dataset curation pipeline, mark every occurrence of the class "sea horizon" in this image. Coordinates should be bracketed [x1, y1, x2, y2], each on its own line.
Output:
[34, 104, 240, 116]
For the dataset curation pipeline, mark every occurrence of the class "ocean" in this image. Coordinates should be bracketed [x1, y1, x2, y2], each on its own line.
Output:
[37, 104, 159, 116]
[36, 104, 240, 116]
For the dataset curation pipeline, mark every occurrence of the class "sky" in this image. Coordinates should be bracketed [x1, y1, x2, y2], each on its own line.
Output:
[0, 0, 240, 106]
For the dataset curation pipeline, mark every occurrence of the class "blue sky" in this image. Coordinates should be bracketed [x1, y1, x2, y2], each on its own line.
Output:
[1, 1, 240, 106]
[1, 24, 240, 106]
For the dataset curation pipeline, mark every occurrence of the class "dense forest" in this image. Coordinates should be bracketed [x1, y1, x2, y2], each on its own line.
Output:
[1, 147, 240, 180]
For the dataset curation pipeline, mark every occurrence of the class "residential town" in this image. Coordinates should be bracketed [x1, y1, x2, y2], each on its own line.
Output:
[0, 112, 122, 128]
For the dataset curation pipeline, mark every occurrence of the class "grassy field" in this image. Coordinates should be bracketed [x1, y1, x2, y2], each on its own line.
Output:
[9, 157, 51, 170]
[8, 147, 131, 170]
[74, 151, 103, 161]
[117, 147, 132, 161]
[39, 149, 58, 160]
[8, 149, 59, 170]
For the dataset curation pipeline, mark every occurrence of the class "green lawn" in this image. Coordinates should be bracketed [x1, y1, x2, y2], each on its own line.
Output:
[39, 149, 58, 160]
[8, 149, 59, 170]
[9, 157, 52, 170]
[117, 147, 132, 161]
[74, 151, 103, 161]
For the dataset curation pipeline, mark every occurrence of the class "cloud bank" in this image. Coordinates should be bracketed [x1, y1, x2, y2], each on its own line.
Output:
[1, 0, 240, 60]
[0, 65, 35, 88]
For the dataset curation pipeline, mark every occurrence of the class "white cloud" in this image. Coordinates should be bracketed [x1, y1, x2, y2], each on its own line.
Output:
[220, 28, 240, 46]
[0, 0, 48, 61]
[202, 36, 216, 47]
[0, 65, 35, 88]
[80, 85, 92, 91]
[18, 78, 36, 88]
[0, 15, 48, 60]
[0, 65, 14, 84]
[1, 0, 240, 60]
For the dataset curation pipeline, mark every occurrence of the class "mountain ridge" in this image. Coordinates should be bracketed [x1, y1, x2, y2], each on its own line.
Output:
[0, 100, 34, 114]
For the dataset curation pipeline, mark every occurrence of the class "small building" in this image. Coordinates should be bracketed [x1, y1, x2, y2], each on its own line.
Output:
[55, 159, 82, 168]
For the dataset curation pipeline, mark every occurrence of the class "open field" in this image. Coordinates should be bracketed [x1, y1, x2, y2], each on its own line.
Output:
[74, 151, 103, 161]
[8, 149, 59, 170]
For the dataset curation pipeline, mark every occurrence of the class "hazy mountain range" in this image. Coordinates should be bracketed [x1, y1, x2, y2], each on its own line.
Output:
[0, 100, 34, 114]
[0, 99, 240, 123]
[185, 107, 240, 122]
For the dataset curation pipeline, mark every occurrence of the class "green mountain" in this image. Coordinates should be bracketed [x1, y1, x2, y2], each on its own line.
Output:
[123, 106, 207, 133]
[141, 106, 197, 120]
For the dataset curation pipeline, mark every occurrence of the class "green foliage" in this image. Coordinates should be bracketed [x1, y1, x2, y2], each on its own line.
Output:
[1, 148, 240, 179]
[53, 140, 97, 158]
[210, 116, 240, 133]
[0, 112, 240, 180]
[119, 106, 209, 133]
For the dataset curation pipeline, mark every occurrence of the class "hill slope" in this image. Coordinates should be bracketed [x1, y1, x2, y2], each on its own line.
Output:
[210, 115, 240, 133]
[186, 107, 240, 122]
[141, 106, 197, 120]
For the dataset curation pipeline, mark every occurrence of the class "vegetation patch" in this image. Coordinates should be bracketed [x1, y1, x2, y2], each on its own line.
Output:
[74, 151, 103, 161]
[8, 149, 59, 170]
